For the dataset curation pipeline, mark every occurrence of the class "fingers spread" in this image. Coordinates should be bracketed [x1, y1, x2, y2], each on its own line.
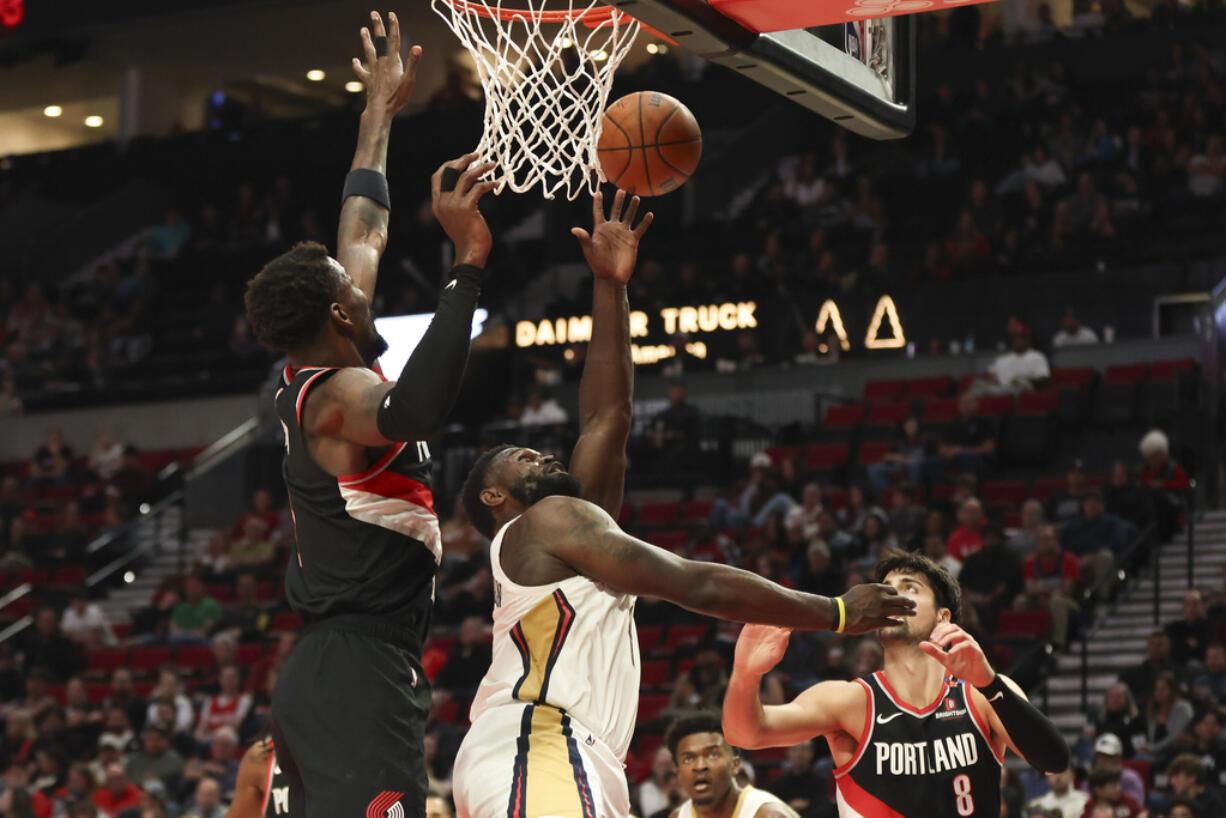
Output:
[388, 11, 401, 53]
[370, 10, 387, 38]
[360, 27, 377, 66]
[352, 58, 371, 83]
[622, 195, 641, 227]
[610, 189, 626, 222]
[633, 211, 655, 238]
[591, 190, 605, 226]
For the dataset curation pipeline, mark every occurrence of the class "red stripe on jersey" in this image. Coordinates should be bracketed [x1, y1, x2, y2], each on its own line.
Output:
[874, 671, 948, 716]
[282, 364, 294, 385]
[340, 465, 436, 515]
[964, 682, 1005, 764]
[836, 773, 907, 818]
[294, 368, 338, 426]
[260, 745, 276, 816]
[833, 678, 874, 779]
[338, 442, 409, 485]
[371, 361, 386, 381]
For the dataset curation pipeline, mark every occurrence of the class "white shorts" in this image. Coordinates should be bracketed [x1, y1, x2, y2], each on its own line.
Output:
[453, 703, 630, 818]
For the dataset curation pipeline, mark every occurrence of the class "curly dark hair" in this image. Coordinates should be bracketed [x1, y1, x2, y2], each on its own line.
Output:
[874, 549, 962, 624]
[665, 712, 731, 759]
[244, 242, 343, 353]
[461, 444, 517, 540]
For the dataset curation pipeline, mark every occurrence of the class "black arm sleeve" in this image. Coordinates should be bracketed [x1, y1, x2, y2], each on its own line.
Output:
[376, 264, 485, 441]
[977, 675, 1070, 773]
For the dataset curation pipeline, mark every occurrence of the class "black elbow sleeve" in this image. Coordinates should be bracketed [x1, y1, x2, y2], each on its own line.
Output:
[977, 676, 1071, 773]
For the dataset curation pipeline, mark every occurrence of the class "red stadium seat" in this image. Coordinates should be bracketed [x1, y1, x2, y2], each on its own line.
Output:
[272, 612, 303, 633]
[236, 643, 264, 665]
[1032, 477, 1066, 502]
[206, 584, 234, 602]
[256, 582, 279, 601]
[976, 395, 1013, 417]
[1003, 511, 1022, 528]
[983, 481, 1027, 506]
[863, 380, 906, 402]
[995, 610, 1050, 639]
[637, 626, 662, 655]
[1103, 363, 1147, 384]
[637, 694, 670, 724]
[638, 502, 681, 527]
[857, 441, 893, 465]
[2, 595, 34, 619]
[88, 648, 129, 675]
[15, 568, 50, 585]
[1122, 759, 1153, 786]
[640, 660, 671, 687]
[1050, 367, 1094, 388]
[866, 401, 910, 426]
[1015, 390, 1059, 415]
[923, 397, 959, 423]
[132, 681, 156, 698]
[130, 647, 172, 673]
[51, 566, 86, 586]
[175, 645, 216, 672]
[1149, 358, 1193, 381]
[804, 444, 848, 469]
[823, 403, 865, 428]
[907, 376, 953, 398]
[683, 500, 713, 522]
[112, 623, 131, 640]
[764, 446, 800, 470]
[664, 625, 710, 650]
[617, 504, 635, 528]
[86, 682, 110, 703]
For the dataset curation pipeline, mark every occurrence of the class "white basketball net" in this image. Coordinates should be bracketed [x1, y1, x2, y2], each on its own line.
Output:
[432, 0, 640, 200]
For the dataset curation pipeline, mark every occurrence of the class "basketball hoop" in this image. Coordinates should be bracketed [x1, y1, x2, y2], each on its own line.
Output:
[432, 0, 641, 200]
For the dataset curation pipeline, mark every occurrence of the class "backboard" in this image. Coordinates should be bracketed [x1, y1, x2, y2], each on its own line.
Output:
[602, 0, 918, 139]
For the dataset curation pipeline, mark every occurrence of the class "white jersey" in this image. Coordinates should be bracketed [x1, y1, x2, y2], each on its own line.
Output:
[468, 515, 640, 761]
[678, 786, 787, 818]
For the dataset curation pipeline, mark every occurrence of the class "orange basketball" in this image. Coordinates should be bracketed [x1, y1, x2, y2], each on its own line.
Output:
[597, 91, 702, 197]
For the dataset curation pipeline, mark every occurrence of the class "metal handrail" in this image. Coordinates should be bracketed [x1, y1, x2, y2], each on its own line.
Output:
[186, 417, 259, 479]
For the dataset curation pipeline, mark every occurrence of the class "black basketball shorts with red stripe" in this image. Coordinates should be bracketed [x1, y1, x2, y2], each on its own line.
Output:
[270, 615, 432, 818]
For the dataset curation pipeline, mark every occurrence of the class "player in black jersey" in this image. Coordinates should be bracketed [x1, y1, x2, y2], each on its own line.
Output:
[242, 12, 497, 818]
[226, 735, 287, 818]
[724, 552, 1070, 818]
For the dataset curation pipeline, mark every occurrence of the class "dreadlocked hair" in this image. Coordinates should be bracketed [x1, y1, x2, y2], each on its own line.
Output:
[244, 242, 342, 353]
[461, 444, 517, 540]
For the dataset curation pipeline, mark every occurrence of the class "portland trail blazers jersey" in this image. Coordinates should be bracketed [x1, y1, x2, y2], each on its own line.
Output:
[834, 671, 1002, 818]
[468, 515, 640, 761]
[275, 365, 441, 630]
[261, 740, 291, 818]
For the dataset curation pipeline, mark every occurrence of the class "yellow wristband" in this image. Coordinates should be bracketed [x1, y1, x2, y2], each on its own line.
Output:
[835, 596, 846, 634]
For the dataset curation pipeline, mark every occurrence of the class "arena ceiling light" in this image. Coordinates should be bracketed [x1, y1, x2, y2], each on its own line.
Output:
[84, 115, 104, 128]
[306, 69, 326, 81]
[344, 80, 364, 93]
[43, 105, 63, 118]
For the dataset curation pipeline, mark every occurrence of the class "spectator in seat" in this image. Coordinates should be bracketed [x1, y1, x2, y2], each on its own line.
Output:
[1163, 797, 1198, 818]
[1139, 429, 1189, 540]
[1162, 754, 1226, 817]
[1192, 645, 1226, 704]
[647, 382, 702, 467]
[104, 670, 146, 735]
[64, 676, 103, 735]
[1029, 770, 1088, 818]
[1135, 672, 1194, 763]
[923, 532, 963, 580]
[1061, 489, 1135, 596]
[194, 666, 251, 744]
[1122, 632, 1178, 708]
[667, 649, 728, 714]
[885, 483, 925, 545]
[929, 392, 996, 482]
[519, 389, 568, 427]
[88, 431, 126, 483]
[1046, 462, 1091, 526]
[227, 518, 275, 575]
[784, 483, 823, 544]
[169, 575, 222, 644]
[181, 777, 225, 818]
[947, 497, 988, 563]
[196, 533, 233, 583]
[93, 764, 142, 818]
[790, 541, 844, 598]
[1186, 134, 1224, 198]
[230, 490, 279, 541]
[54, 762, 98, 816]
[866, 417, 929, 493]
[22, 609, 83, 683]
[636, 746, 680, 818]
[1052, 307, 1099, 348]
[61, 591, 116, 648]
[245, 632, 295, 694]
[710, 453, 798, 530]
[144, 670, 194, 735]
[960, 525, 1024, 631]
[181, 728, 239, 802]
[123, 725, 183, 801]
[1016, 525, 1080, 649]
[433, 617, 492, 706]
[1008, 498, 1046, 560]
[45, 502, 90, 566]
[1085, 733, 1147, 804]
[107, 447, 152, 506]
[150, 698, 196, 759]
[96, 709, 135, 760]
[1089, 684, 1140, 761]
[1173, 709, 1226, 789]
[850, 510, 896, 572]
[1166, 590, 1213, 667]
[29, 428, 75, 488]
[1106, 460, 1155, 532]
[972, 324, 1050, 396]
[769, 740, 829, 818]
[217, 574, 270, 642]
[1083, 767, 1145, 818]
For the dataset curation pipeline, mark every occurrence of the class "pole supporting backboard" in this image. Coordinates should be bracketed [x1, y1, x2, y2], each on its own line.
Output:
[603, 0, 915, 139]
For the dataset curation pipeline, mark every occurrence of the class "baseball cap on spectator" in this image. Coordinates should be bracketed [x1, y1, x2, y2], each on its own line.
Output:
[98, 734, 126, 751]
[1094, 733, 1123, 756]
[751, 453, 772, 469]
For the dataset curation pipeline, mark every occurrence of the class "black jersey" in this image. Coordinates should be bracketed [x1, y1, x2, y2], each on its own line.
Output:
[261, 740, 291, 818]
[833, 671, 1002, 818]
[274, 365, 441, 630]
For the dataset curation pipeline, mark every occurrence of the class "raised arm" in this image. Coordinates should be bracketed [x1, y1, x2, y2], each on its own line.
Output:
[568, 191, 653, 515]
[312, 157, 498, 450]
[225, 740, 271, 818]
[338, 11, 422, 300]
[509, 495, 915, 628]
[723, 625, 864, 750]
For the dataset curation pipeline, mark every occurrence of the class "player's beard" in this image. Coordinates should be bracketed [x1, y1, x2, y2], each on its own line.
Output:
[508, 469, 583, 507]
[359, 327, 390, 368]
[877, 614, 930, 647]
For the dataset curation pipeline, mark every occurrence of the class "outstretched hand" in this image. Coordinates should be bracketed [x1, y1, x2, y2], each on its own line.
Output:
[919, 622, 995, 687]
[352, 11, 423, 119]
[432, 153, 498, 268]
[733, 624, 792, 677]
[572, 189, 653, 284]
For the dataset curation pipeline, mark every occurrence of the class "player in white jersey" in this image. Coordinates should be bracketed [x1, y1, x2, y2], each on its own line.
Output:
[453, 193, 915, 818]
[666, 714, 797, 818]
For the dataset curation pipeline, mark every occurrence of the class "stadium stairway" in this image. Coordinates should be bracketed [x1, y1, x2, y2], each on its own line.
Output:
[1037, 510, 1226, 747]
[95, 507, 197, 631]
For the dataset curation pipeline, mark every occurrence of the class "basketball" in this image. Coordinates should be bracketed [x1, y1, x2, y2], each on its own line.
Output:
[597, 91, 703, 197]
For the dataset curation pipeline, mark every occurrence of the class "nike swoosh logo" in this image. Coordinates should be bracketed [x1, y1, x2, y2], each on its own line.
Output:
[876, 713, 902, 725]
[445, 279, 458, 290]
[383, 396, 392, 409]
[988, 691, 1004, 702]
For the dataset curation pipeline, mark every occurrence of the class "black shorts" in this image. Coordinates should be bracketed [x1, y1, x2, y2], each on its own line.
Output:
[271, 614, 432, 818]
